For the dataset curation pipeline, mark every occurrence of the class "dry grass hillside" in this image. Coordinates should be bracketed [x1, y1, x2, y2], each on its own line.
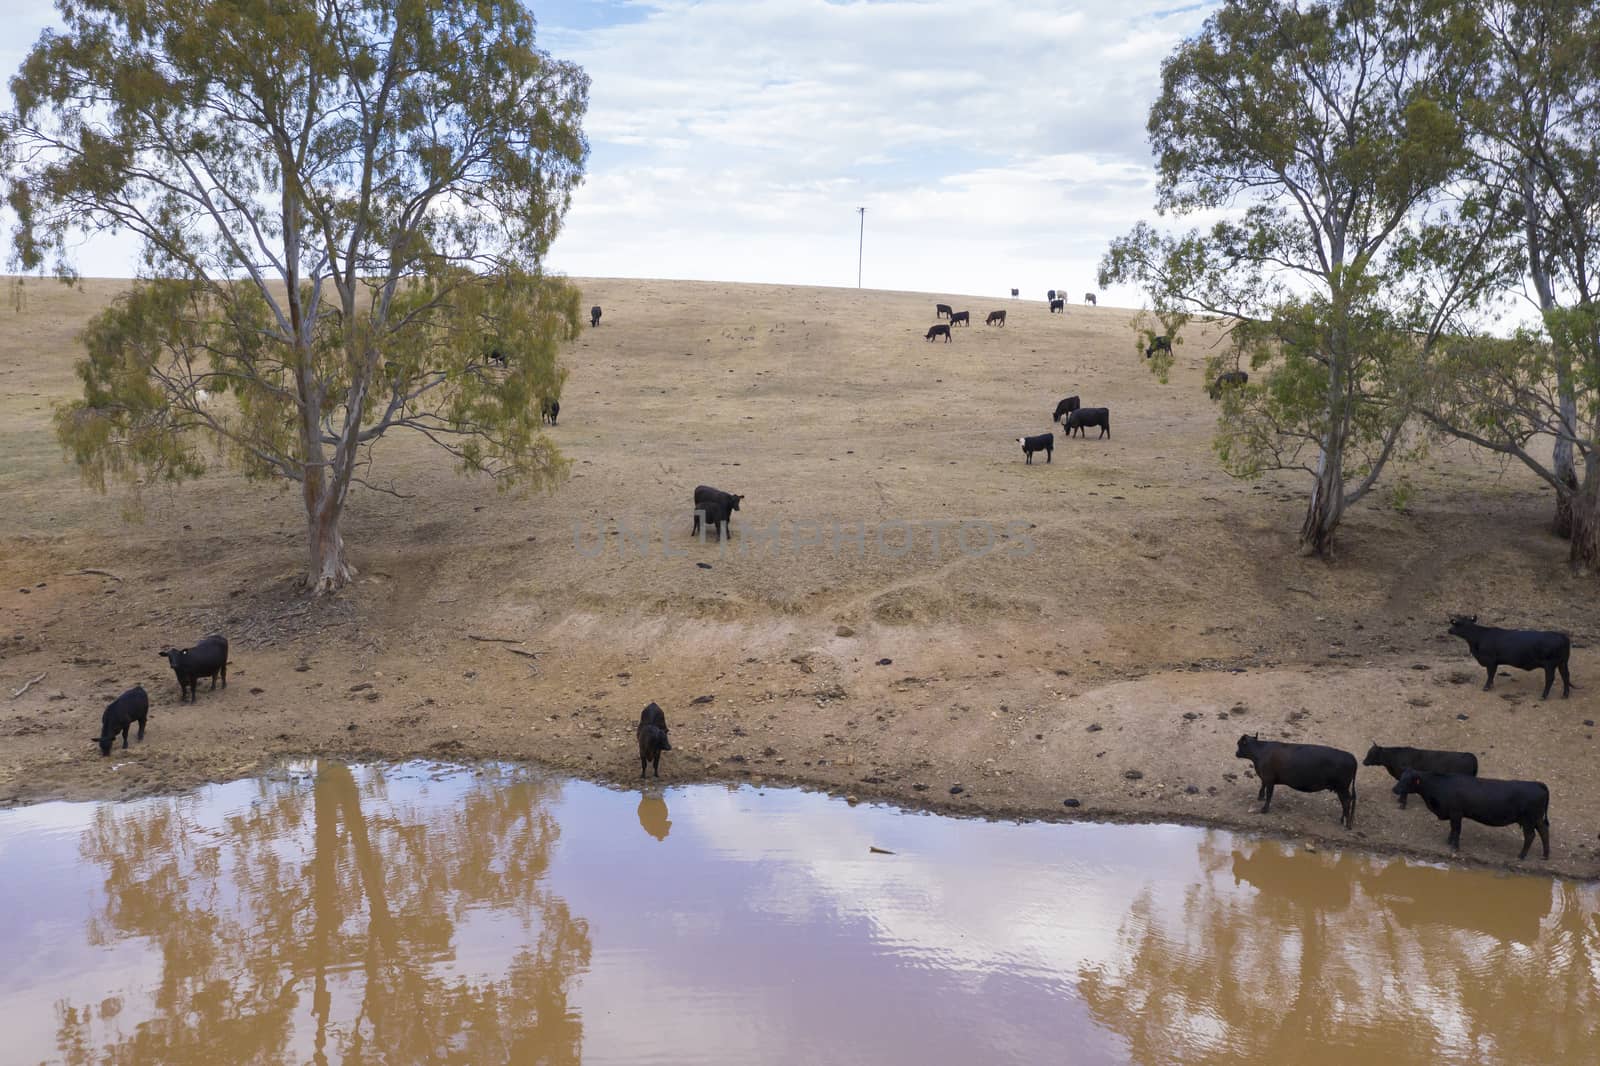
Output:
[1, 277, 1596, 876]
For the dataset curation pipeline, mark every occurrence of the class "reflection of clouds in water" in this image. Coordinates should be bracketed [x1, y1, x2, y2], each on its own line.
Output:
[673, 787, 1149, 982]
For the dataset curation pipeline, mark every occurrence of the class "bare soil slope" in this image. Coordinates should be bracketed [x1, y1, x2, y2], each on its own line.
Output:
[2, 277, 1596, 876]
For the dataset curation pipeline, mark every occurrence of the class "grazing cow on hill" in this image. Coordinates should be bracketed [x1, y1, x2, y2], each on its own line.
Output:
[1065, 407, 1110, 438]
[638, 701, 672, 778]
[936, 303, 953, 320]
[1017, 433, 1054, 464]
[486, 348, 507, 367]
[591, 305, 602, 327]
[1235, 734, 1358, 828]
[94, 685, 149, 757]
[1083, 293, 1096, 306]
[159, 634, 229, 703]
[1047, 290, 1057, 301]
[1010, 288, 1019, 297]
[542, 397, 560, 425]
[1052, 395, 1081, 424]
[1447, 615, 1573, 699]
[949, 311, 971, 327]
[1145, 335, 1172, 358]
[986, 310, 1006, 326]
[925, 323, 952, 342]
[693, 485, 743, 541]
[1393, 770, 1550, 860]
[1209, 370, 1249, 399]
[1049, 298, 1065, 313]
[1363, 744, 1479, 808]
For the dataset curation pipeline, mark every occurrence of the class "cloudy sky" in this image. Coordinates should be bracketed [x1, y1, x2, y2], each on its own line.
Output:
[0, 0, 1219, 303]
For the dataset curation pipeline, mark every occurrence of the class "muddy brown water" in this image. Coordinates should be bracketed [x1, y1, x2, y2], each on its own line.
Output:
[1, 762, 1595, 1065]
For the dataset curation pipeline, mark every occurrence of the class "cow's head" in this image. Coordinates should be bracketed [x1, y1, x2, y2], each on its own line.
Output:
[1361, 744, 1384, 766]
[93, 733, 112, 756]
[1234, 734, 1259, 759]
[1447, 615, 1478, 638]
[1392, 769, 1424, 797]
[729, 494, 743, 512]
[158, 648, 182, 668]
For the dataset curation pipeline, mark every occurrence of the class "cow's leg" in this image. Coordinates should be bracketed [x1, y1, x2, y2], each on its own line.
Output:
[653, 754, 661, 778]
[1448, 817, 1462, 850]
[1558, 662, 1571, 698]
[121, 723, 131, 750]
[1537, 817, 1550, 859]
[1046, 449, 1052, 463]
[220, 662, 226, 689]
[1338, 782, 1355, 829]
[1519, 822, 1536, 860]
[1483, 663, 1497, 691]
[692, 512, 701, 537]
[1259, 780, 1275, 814]
[136, 713, 146, 741]
[640, 753, 647, 778]
[1541, 665, 1555, 699]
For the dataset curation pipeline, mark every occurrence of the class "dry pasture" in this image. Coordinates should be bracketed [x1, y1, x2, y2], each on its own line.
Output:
[1, 277, 1597, 876]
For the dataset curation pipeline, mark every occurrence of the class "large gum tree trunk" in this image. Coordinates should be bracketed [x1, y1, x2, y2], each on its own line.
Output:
[307, 498, 356, 595]
[1300, 442, 1345, 557]
[1569, 458, 1600, 574]
[1551, 393, 1578, 538]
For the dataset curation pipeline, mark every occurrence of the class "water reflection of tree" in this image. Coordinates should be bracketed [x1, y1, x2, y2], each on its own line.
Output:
[55, 763, 591, 1065]
[1076, 831, 1599, 1064]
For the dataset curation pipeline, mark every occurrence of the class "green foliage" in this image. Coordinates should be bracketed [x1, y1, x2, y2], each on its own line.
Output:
[2, 0, 591, 587]
[1101, 0, 1489, 553]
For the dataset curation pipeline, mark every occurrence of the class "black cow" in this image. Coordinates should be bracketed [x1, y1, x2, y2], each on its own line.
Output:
[949, 311, 970, 327]
[542, 397, 560, 425]
[1049, 298, 1065, 313]
[1047, 289, 1057, 301]
[486, 348, 508, 367]
[159, 634, 228, 703]
[1145, 335, 1172, 358]
[936, 303, 953, 320]
[925, 324, 952, 342]
[1209, 370, 1248, 399]
[1363, 744, 1479, 808]
[1393, 770, 1550, 860]
[591, 305, 602, 327]
[692, 485, 743, 541]
[986, 310, 1006, 326]
[1052, 395, 1081, 424]
[1235, 734, 1358, 827]
[1447, 615, 1573, 699]
[1065, 407, 1110, 438]
[1083, 293, 1096, 306]
[1010, 288, 1019, 297]
[638, 701, 672, 778]
[93, 685, 149, 757]
[1017, 432, 1054, 464]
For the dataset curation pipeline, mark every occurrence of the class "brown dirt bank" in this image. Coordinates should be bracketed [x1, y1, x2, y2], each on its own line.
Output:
[2, 277, 1597, 879]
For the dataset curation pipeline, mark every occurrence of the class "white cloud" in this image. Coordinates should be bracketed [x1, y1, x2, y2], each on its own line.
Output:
[1, 0, 1218, 303]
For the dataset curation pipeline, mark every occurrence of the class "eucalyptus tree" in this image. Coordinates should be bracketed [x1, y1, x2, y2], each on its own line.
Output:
[1101, 0, 1483, 556]
[1, 0, 589, 592]
[1418, 0, 1600, 567]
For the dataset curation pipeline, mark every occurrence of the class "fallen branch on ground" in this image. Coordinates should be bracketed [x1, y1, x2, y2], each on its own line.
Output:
[467, 633, 523, 644]
[10, 672, 46, 699]
[505, 648, 539, 659]
[69, 569, 123, 581]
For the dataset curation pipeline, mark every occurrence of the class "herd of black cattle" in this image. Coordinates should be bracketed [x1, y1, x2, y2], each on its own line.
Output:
[85, 291, 1582, 865]
[94, 614, 1574, 860]
[917, 295, 1249, 465]
[1235, 614, 1573, 861]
